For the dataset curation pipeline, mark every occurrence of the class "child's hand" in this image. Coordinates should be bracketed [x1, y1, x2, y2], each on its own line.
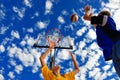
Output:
[49, 41, 56, 49]
[47, 36, 56, 49]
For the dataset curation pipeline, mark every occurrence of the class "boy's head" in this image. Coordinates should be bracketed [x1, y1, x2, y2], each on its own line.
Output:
[98, 10, 111, 16]
[52, 66, 61, 73]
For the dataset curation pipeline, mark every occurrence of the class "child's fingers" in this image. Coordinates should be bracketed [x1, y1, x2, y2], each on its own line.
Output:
[85, 5, 90, 12]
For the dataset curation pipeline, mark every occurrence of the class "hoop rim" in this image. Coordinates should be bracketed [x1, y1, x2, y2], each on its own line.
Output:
[45, 28, 62, 43]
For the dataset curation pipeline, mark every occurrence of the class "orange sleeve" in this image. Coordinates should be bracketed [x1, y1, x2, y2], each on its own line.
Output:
[63, 72, 75, 80]
[41, 65, 51, 79]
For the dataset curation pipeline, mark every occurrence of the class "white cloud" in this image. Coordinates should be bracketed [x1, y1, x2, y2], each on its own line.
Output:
[0, 9, 5, 20]
[27, 37, 34, 46]
[57, 50, 70, 60]
[0, 74, 4, 80]
[76, 27, 87, 36]
[8, 72, 15, 79]
[8, 45, 22, 58]
[82, 17, 91, 26]
[102, 65, 111, 71]
[13, 6, 25, 18]
[20, 40, 26, 46]
[85, 58, 97, 70]
[58, 16, 65, 24]
[31, 12, 39, 19]
[15, 64, 23, 74]
[17, 51, 34, 67]
[79, 66, 87, 80]
[45, 0, 53, 14]
[99, 72, 108, 80]
[86, 29, 96, 40]
[0, 68, 4, 75]
[78, 41, 86, 49]
[102, 0, 120, 9]
[89, 68, 101, 77]
[23, 0, 32, 8]
[89, 42, 99, 50]
[34, 12, 39, 17]
[113, 9, 120, 30]
[27, 28, 33, 33]
[0, 45, 5, 53]
[11, 30, 20, 39]
[0, 26, 8, 34]
[32, 66, 39, 73]
[9, 59, 16, 66]
[8, 44, 35, 67]
[23, 35, 35, 46]
[36, 21, 48, 29]
[75, 39, 105, 79]
[75, 49, 88, 62]
[7, 35, 42, 74]
[31, 49, 42, 73]
[62, 10, 68, 15]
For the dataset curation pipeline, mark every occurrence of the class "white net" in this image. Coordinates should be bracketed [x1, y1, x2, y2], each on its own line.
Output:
[46, 28, 61, 43]
[34, 34, 72, 49]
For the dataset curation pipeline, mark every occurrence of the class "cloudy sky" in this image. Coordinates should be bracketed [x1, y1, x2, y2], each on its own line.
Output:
[0, 0, 120, 80]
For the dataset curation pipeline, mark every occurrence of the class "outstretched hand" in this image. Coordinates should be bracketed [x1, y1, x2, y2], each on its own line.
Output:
[83, 5, 93, 21]
[84, 5, 91, 12]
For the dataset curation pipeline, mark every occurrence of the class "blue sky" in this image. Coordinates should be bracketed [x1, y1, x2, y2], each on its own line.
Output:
[0, 0, 120, 80]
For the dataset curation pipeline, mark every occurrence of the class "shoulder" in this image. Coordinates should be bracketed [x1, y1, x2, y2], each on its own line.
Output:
[41, 64, 50, 72]
[63, 72, 75, 77]
[107, 16, 115, 23]
[62, 72, 75, 80]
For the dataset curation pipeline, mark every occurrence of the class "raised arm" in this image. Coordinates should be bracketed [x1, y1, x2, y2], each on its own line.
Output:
[83, 5, 109, 28]
[39, 37, 56, 67]
[83, 5, 92, 21]
[69, 52, 80, 74]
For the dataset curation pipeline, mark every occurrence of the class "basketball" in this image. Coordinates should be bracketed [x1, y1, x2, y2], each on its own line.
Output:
[70, 14, 78, 22]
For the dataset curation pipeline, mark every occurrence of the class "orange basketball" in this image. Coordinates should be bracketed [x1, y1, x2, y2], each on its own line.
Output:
[70, 14, 78, 22]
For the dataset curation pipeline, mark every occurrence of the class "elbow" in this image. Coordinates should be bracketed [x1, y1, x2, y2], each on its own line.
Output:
[77, 68, 80, 72]
[75, 67, 80, 73]
[39, 56, 43, 62]
[73, 68, 80, 74]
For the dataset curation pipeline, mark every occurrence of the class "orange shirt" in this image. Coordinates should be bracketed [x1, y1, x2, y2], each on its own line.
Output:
[41, 65, 75, 80]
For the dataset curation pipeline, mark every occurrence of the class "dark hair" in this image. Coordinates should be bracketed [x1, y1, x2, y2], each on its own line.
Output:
[98, 10, 111, 16]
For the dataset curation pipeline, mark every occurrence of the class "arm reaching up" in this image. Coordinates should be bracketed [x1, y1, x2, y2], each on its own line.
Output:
[69, 51, 80, 74]
[39, 37, 56, 67]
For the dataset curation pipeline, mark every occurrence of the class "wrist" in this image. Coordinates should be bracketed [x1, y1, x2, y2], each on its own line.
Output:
[85, 10, 90, 15]
[83, 15, 91, 21]
[88, 16, 91, 21]
[48, 47, 53, 51]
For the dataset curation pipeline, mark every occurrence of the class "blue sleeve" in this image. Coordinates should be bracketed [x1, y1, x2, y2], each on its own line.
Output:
[102, 17, 120, 42]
